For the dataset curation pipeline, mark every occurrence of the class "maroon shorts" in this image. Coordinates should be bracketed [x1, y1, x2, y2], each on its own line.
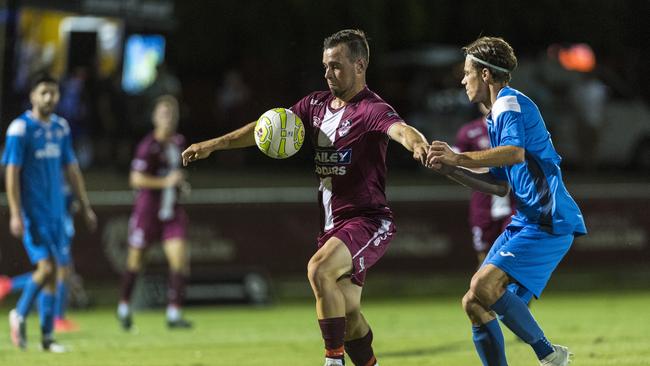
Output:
[471, 216, 511, 252]
[128, 207, 188, 249]
[317, 216, 396, 286]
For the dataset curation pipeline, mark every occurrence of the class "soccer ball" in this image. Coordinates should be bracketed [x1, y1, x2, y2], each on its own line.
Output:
[254, 108, 305, 159]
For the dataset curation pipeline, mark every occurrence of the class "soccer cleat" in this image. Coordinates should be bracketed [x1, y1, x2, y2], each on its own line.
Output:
[54, 318, 80, 333]
[540, 344, 573, 366]
[42, 336, 67, 353]
[167, 317, 193, 329]
[9, 309, 26, 349]
[323, 357, 345, 366]
[0, 275, 12, 301]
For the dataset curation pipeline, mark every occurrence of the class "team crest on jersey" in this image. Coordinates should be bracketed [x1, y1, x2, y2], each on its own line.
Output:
[338, 119, 352, 137]
[312, 116, 322, 128]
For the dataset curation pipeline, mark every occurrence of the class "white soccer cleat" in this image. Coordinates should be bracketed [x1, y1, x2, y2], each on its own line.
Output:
[9, 309, 26, 349]
[42, 336, 68, 353]
[540, 344, 573, 366]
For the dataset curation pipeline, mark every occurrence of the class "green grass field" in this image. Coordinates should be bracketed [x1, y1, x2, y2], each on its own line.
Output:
[1, 291, 649, 366]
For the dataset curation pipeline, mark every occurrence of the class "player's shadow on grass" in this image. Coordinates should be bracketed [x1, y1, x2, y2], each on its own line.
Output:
[377, 340, 466, 359]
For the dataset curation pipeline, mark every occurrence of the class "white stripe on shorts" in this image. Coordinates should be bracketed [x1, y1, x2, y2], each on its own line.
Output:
[352, 219, 392, 259]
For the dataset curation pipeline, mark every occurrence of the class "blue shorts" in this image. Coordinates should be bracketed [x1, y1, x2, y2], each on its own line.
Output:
[483, 225, 574, 298]
[23, 219, 71, 266]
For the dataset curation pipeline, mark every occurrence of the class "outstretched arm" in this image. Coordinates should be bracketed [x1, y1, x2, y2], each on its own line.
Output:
[182, 121, 257, 166]
[432, 163, 511, 197]
[428, 140, 524, 169]
[387, 122, 429, 166]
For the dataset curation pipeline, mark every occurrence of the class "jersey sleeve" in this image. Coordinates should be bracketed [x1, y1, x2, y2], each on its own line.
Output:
[1, 119, 27, 167]
[289, 93, 315, 135]
[367, 102, 403, 134]
[131, 139, 154, 173]
[59, 118, 78, 166]
[495, 111, 525, 148]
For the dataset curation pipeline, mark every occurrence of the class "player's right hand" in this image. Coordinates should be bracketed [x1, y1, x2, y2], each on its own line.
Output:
[181, 143, 211, 166]
[9, 215, 23, 238]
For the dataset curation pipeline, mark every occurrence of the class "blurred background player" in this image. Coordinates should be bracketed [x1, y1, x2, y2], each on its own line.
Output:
[117, 95, 192, 330]
[454, 105, 514, 267]
[427, 36, 587, 366]
[181, 29, 429, 366]
[2, 73, 97, 352]
[0, 180, 86, 333]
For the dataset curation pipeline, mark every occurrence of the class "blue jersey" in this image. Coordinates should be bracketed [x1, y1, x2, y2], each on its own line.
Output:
[486, 87, 586, 236]
[2, 111, 77, 223]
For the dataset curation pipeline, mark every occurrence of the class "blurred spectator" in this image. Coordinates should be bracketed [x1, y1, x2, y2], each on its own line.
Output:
[58, 66, 94, 169]
[214, 69, 250, 132]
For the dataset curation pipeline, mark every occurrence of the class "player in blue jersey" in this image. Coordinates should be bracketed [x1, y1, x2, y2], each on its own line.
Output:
[2, 73, 97, 352]
[426, 37, 586, 366]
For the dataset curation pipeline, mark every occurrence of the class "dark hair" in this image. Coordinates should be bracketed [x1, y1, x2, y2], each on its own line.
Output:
[29, 72, 58, 92]
[323, 29, 370, 65]
[463, 37, 517, 83]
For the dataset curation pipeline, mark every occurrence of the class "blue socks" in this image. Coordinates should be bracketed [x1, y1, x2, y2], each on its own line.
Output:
[16, 277, 41, 318]
[472, 319, 507, 366]
[490, 290, 554, 360]
[55, 281, 68, 319]
[38, 292, 55, 336]
[10, 272, 33, 293]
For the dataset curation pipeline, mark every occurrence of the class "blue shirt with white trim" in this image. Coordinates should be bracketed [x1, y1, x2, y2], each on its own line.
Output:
[487, 87, 587, 236]
[2, 110, 77, 223]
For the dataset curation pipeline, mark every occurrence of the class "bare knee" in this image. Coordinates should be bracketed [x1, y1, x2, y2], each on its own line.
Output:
[126, 249, 144, 272]
[469, 274, 505, 306]
[34, 261, 55, 279]
[57, 265, 71, 282]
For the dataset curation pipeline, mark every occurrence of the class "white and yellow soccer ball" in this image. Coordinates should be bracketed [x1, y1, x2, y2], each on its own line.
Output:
[254, 108, 305, 159]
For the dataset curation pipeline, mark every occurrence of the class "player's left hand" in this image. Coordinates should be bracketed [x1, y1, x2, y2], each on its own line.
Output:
[83, 207, 98, 232]
[427, 141, 460, 167]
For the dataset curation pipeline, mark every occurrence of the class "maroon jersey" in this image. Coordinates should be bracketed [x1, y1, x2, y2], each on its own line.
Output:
[455, 117, 513, 228]
[291, 87, 403, 232]
[130, 133, 186, 219]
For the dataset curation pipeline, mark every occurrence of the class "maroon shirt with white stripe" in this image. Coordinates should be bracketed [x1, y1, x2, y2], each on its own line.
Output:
[131, 133, 186, 219]
[291, 87, 403, 232]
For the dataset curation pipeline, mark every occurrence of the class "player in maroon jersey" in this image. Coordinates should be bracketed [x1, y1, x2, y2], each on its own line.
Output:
[117, 95, 192, 330]
[454, 109, 514, 267]
[182, 29, 429, 366]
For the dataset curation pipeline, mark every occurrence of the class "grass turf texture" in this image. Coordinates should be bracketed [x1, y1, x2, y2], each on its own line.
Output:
[1, 291, 649, 366]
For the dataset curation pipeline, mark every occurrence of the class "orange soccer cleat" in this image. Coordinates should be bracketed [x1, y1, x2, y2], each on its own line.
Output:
[54, 318, 80, 333]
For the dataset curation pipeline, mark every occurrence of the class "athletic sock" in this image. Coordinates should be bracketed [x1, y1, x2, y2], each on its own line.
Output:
[319, 317, 346, 360]
[166, 305, 181, 322]
[16, 277, 42, 318]
[10, 272, 33, 293]
[490, 290, 553, 360]
[168, 272, 186, 307]
[117, 302, 131, 318]
[472, 319, 507, 366]
[54, 281, 68, 319]
[345, 328, 377, 366]
[120, 270, 138, 303]
[38, 291, 55, 336]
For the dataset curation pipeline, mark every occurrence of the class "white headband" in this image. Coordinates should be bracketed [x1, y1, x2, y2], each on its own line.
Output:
[467, 54, 511, 73]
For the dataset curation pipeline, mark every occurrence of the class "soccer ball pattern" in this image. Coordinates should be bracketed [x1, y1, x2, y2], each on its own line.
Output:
[254, 108, 305, 159]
